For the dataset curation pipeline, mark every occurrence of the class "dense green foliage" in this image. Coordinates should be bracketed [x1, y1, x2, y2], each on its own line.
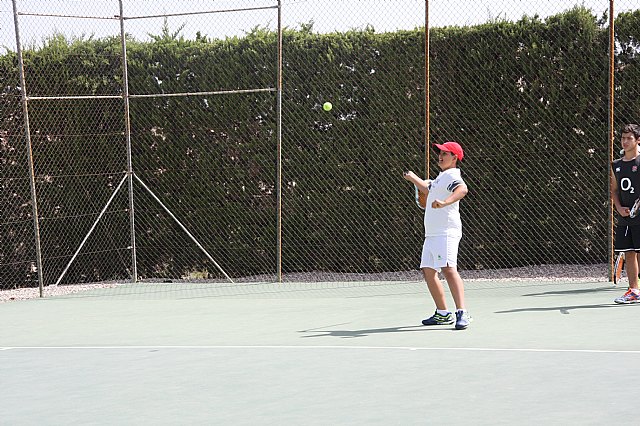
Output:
[1, 7, 639, 286]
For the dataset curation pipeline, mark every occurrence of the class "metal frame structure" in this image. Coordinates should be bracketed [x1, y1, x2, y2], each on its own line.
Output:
[10, 0, 288, 291]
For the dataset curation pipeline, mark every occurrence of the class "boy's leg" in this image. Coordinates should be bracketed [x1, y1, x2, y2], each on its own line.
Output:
[442, 266, 465, 310]
[442, 265, 471, 329]
[613, 225, 639, 303]
[422, 267, 447, 310]
[626, 251, 638, 290]
[614, 253, 640, 303]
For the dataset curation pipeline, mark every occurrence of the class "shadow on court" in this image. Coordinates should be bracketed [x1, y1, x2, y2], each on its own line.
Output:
[298, 324, 448, 338]
[522, 286, 619, 296]
[495, 303, 628, 314]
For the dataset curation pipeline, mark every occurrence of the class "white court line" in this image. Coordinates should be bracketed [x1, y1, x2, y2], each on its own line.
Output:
[1, 345, 639, 354]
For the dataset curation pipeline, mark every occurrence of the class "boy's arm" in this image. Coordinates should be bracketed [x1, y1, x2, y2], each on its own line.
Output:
[403, 171, 431, 194]
[611, 173, 629, 217]
[431, 184, 468, 209]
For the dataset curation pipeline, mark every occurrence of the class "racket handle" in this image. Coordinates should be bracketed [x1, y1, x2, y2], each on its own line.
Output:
[631, 199, 640, 218]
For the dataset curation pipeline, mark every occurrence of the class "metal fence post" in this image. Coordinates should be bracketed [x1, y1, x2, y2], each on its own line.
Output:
[119, 0, 138, 282]
[277, 0, 283, 282]
[11, 0, 45, 296]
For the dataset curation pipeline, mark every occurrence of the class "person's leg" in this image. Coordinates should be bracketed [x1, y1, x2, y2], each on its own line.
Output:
[614, 225, 640, 303]
[442, 266, 471, 329]
[442, 266, 464, 310]
[420, 267, 454, 325]
[440, 234, 464, 309]
[627, 251, 639, 290]
[441, 234, 471, 329]
[420, 237, 455, 325]
[422, 267, 447, 310]
[614, 253, 640, 303]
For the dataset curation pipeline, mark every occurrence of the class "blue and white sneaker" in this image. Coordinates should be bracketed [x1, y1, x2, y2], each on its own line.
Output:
[422, 311, 454, 326]
[455, 310, 472, 330]
[614, 289, 640, 304]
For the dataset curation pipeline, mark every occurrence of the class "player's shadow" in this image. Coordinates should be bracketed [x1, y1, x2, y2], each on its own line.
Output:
[299, 324, 449, 339]
[522, 287, 618, 297]
[495, 303, 631, 315]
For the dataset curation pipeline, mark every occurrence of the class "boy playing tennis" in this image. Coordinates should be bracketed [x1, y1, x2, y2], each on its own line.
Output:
[403, 141, 470, 329]
[611, 123, 640, 303]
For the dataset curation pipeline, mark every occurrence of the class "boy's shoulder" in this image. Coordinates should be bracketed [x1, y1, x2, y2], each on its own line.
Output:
[443, 167, 463, 181]
[433, 168, 463, 188]
[612, 157, 623, 170]
[439, 167, 462, 176]
[612, 156, 640, 168]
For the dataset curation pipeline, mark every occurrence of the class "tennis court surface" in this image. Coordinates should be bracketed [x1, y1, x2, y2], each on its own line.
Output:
[2, 278, 638, 425]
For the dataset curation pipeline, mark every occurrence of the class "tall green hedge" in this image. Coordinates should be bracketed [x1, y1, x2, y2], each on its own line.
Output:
[1, 7, 639, 286]
[430, 8, 612, 268]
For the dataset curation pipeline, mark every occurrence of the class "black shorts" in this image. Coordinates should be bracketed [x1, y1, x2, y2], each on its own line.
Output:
[615, 225, 640, 252]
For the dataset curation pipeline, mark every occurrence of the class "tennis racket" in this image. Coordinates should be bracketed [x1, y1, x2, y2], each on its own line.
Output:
[614, 252, 624, 285]
[413, 184, 426, 210]
[630, 198, 640, 218]
[403, 171, 428, 210]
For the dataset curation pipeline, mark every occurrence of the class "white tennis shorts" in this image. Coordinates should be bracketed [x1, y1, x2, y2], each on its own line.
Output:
[420, 234, 461, 271]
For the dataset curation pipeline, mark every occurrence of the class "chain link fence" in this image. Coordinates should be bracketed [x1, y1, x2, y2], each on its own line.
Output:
[1, 0, 639, 293]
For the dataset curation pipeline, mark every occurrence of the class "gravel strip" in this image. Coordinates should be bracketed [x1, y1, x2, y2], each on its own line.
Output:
[0, 283, 123, 303]
[0, 264, 612, 303]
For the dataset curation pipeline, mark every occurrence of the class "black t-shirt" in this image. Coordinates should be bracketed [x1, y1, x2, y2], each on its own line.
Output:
[612, 156, 640, 225]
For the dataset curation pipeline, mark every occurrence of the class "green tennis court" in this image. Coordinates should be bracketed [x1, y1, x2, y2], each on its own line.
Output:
[2, 279, 638, 425]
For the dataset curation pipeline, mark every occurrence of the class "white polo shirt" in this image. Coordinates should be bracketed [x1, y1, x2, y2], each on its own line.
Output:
[424, 168, 465, 237]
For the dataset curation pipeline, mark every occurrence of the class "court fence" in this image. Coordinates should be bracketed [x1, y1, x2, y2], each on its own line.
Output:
[0, 0, 639, 294]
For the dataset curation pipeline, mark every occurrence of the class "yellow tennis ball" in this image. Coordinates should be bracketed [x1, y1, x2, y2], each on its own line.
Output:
[323, 102, 332, 111]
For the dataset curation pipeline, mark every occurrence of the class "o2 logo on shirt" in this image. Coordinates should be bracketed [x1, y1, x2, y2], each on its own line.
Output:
[621, 177, 635, 194]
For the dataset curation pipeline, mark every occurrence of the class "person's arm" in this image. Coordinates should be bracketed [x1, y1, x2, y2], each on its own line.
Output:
[403, 171, 431, 194]
[432, 184, 468, 209]
[611, 172, 630, 217]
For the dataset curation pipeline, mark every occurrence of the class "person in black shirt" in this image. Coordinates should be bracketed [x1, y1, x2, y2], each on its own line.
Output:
[611, 123, 640, 303]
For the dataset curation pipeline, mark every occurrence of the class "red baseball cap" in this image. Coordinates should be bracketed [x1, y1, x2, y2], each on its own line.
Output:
[434, 141, 464, 161]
